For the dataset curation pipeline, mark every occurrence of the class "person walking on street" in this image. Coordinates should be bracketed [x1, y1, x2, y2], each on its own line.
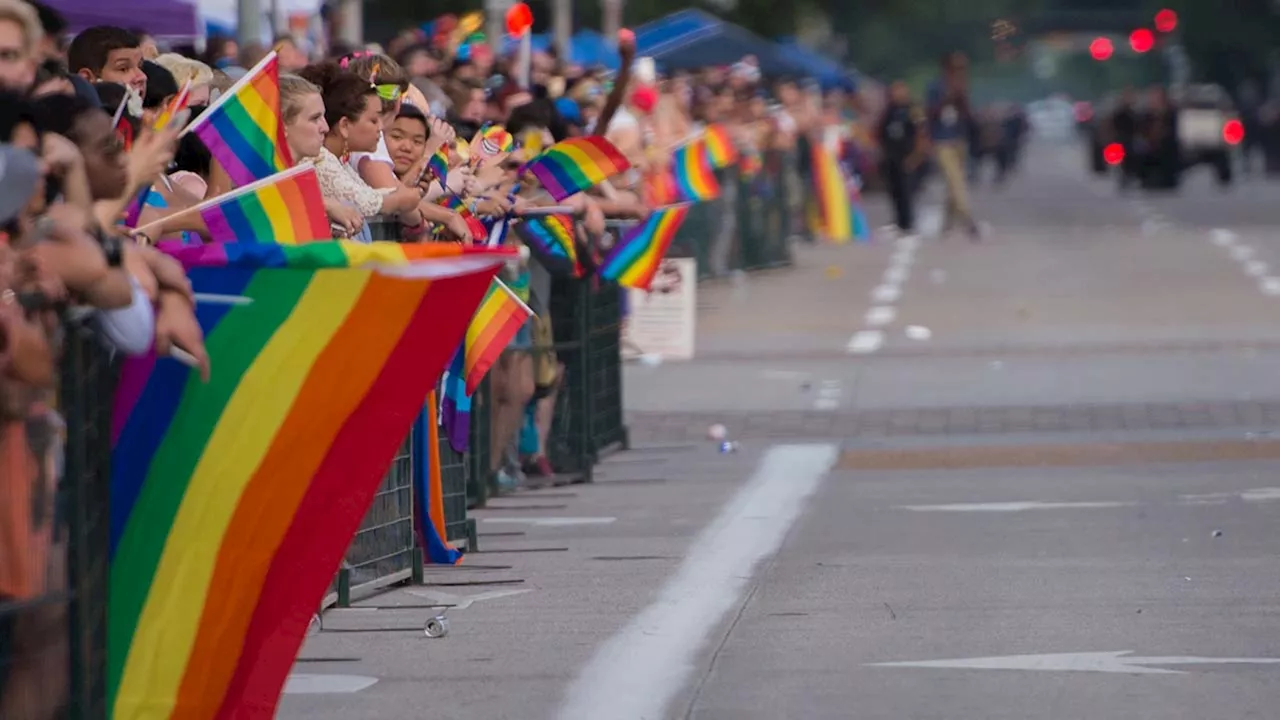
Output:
[878, 80, 926, 237]
[926, 51, 982, 240]
[1111, 87, 1139, 189]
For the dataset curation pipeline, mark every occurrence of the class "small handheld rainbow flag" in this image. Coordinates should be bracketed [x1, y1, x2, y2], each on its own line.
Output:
[193, 164, 330, 244]
[671, 138, 719, 202]
[599, 205, 689, 290]
[703, 124, 738, 168]
[425, 148, 449, 184]
[108, 240, 512, 719]
[153, 78, 193, 131]
[514, 214, 580, 278]
[644, 167, 680, 207]
[810, 143, 852, 243]
[187, 52, 293, 187]
[463, 279, 534, 394]
[472, 124, 513, 162]
[523, 135, 631, 201]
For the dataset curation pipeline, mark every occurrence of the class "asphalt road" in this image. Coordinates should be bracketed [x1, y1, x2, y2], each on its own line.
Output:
[279, 140, 1280, 720]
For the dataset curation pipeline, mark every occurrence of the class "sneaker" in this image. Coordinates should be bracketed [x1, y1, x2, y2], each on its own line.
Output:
[523, 455, 555, 478]
[495, 468, 522, 492]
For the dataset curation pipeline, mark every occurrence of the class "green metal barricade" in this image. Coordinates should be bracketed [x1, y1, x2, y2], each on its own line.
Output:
[587, 280, 628, 457]
[59, 317, 113, 720]
[436, 423, 475, 548]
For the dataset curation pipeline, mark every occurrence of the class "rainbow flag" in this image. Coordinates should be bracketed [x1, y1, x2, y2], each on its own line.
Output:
[463, 279, 533, 394]
[703, 124, 738, 168]
[153, 78, 193, 131]
[189, 52, 293, 187]
[523, 135, 631, 201]
[197, 165, 330, 244]
[599, 205, 689, 290]
[514, 214, 579, 278]
[108, 240, 512, 719]
[413, 392, 462, 565]
[671, 138, 719, 202]
[810, 143, 852, 243]
[645, 167, 680, 207]
[472, 124, 513, 160]
[426, 148, 449, 184]
[439, 347, 470, 453]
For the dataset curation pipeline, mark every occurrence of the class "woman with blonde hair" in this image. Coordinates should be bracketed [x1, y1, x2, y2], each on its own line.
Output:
[152, 53, 215, 105]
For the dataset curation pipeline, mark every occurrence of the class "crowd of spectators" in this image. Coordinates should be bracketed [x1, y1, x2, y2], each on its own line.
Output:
[0, 2, 856, 715]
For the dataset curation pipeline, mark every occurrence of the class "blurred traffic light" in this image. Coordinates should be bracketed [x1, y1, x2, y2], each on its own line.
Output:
[1129, 28, 1155, 53]
[1090, 37, 1114, 61]
[1103, 143, 1125, 165]
[1154, 9, 1178, 32]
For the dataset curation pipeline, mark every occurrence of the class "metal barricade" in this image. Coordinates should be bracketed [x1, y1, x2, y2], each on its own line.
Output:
[2, 315, 114, 719]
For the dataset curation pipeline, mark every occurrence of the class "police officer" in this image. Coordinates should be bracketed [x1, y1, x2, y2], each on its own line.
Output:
[878, 80, 925, 236]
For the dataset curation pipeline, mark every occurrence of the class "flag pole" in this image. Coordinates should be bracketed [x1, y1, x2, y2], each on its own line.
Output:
[180, 51, 280, 138]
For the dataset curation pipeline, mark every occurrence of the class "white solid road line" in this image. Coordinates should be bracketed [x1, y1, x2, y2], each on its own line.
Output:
[556, 444, 838, 720]
[1210, 228, 1237, 246]
[847, 330, 885, 354]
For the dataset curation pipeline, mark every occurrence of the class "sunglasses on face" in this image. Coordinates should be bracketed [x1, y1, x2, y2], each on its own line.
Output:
[374, 83, 403, 102]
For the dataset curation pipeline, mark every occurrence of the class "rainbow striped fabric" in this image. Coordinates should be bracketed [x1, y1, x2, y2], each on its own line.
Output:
[473, 124, 513, 160]
[810, 143, 851, 243]
[599, 206, 689, 290]
[190, 52, 293, 187]
[464, 279, 533, 394]
[523, 135, 631, 201]
[109, 240, 512, 719]
[426, 148, 449, 184]
[703, 124, 739, 168]
[671, 138, 719, 202]
[514, 214, 580, 277]
[198, 165, 330, 244]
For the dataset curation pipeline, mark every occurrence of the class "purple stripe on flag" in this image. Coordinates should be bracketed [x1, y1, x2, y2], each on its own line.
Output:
[112, 351, 156, 444]
[195, 123, 254, 187]
[201, 205, 235, 243]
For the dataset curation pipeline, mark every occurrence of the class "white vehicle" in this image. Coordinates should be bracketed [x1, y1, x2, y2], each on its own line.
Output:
[1171, 84, 1244, 186]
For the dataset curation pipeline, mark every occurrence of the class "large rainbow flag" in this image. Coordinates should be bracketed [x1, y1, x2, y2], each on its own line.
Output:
[188, 52, 293, 187]
[108, 240, 513, 719]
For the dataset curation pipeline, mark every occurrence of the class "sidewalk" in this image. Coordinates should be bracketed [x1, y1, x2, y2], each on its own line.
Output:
[277, 442, 774, 720]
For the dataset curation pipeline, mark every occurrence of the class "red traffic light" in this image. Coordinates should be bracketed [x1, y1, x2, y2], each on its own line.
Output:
[1223, 119, 1245, 145]
[1154, 9, 1178, 32]
[1129, 28, 1155, 53]
[1089, 37, 1114, 61]
[1103, 143, 1125, 165]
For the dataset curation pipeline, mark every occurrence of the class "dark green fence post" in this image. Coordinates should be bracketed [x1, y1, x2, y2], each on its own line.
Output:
[587, 279, 628, 457]
[466, 378, 492, 507]
[58, 318, 112, 720]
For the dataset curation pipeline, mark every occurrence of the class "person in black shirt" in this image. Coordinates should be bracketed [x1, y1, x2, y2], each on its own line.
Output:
[878, 80, 926, 235]
[1137, 85, 1179, 189]
[1110, 87, 1139, 188]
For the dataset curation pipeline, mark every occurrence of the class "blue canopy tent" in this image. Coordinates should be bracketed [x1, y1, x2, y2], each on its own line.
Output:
[777, 39, 858, 92]
[502, 30, 620, 70]
[632, 9, 806, 77]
